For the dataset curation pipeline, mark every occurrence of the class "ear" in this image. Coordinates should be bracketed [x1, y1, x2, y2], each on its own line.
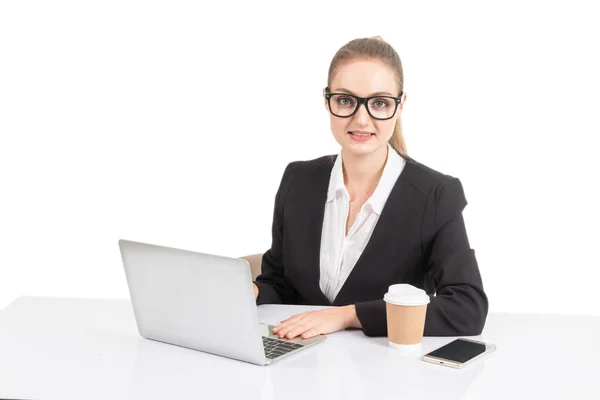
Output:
[398, 91, 408, 113]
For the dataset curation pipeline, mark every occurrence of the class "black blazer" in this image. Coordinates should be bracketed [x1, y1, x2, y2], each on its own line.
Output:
[254, 151, 488, 337]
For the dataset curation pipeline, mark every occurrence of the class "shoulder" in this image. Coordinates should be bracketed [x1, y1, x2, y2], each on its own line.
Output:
[281, 155, 336, 181]
[400, 154, 461, 194]
[400, 154, 468, 224]
[273, 155, 335, 202]
[286, 154, 335, 172]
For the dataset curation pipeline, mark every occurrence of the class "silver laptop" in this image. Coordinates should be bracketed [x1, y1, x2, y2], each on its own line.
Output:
[118, 239, 326, 365]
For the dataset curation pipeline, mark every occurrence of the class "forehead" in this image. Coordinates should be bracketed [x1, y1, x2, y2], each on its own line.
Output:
[331, 59, 398, 96]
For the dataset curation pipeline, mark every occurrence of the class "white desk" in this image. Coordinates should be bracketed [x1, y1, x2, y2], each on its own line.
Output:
[0, 296, 598, 400]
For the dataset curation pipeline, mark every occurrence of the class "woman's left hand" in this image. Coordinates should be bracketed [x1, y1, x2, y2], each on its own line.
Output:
[272, 306, 360, 339]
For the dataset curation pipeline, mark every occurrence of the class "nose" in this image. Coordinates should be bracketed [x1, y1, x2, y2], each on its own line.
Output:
[353, 102, 371, 127]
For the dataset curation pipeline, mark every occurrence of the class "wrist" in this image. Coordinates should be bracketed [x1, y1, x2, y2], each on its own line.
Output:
[343, 305, 362, 329]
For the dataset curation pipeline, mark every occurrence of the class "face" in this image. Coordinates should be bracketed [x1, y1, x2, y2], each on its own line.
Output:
[325, 59, 407, 158]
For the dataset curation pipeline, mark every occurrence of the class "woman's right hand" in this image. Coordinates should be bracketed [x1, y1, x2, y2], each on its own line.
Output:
[253, 283, 259, 300]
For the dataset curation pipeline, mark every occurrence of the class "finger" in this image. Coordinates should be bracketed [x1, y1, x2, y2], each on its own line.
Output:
[273, 326, 292, 336]
[273, 312, 310, 333]
[285, 320, 320, 339]
[272, 320, 290, 333]
[277, 318, 313, 339]
[280, 311, 312, 325]
[301, 328, 321, 339]
[272, 320, 294, 333]
[275, 310, 322, 335]
[276, 322, 301, 338]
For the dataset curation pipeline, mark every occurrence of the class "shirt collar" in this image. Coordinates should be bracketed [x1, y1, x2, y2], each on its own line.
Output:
[326, 151, 348, 202]
[368, 144, 405, 215]
[326, 144, 405, 214]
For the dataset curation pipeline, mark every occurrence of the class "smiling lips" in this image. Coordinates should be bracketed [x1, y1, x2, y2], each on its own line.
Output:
[348, 130, 375, 142]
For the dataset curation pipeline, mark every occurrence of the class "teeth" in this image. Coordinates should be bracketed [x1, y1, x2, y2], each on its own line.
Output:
[351, 132, 371, 137]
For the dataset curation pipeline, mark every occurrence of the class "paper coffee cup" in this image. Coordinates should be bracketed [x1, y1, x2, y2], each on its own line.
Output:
[384, 284, 430, 351]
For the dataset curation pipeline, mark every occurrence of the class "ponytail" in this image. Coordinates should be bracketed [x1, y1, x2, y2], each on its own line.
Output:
[389, 118, 407, 154]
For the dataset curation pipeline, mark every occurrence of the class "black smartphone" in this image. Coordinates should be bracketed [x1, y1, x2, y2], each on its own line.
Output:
[422, 338, 496, 369]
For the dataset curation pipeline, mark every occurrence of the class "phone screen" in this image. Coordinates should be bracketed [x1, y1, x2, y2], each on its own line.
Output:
[426, 339, 487, 363]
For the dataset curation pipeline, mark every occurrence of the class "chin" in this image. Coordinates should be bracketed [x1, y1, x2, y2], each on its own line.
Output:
[341, 142, 386, 158]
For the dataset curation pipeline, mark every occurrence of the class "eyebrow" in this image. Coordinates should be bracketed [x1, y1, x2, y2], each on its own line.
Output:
[333, 87, 395, 97]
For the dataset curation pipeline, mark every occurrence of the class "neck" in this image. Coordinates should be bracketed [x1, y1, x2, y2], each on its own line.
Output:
[341, 145, 388, 196]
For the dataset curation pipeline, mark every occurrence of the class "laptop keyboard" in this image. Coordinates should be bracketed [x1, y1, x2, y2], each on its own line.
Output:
[262, 336, 304, 359]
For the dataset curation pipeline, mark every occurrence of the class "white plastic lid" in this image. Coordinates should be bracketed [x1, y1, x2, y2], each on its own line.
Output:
[383, 284, 430, 306]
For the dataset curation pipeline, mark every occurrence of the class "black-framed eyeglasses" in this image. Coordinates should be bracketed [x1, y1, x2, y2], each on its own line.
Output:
[323, 87, 403, 121]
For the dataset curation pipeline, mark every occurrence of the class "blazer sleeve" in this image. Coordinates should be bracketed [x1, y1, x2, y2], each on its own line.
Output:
[355, 177, 489, 337]
[253, 163, 300, 305]
[420, 177, 489, 336]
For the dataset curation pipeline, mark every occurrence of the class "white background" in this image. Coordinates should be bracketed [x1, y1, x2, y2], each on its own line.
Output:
[1, 0, 599, 316]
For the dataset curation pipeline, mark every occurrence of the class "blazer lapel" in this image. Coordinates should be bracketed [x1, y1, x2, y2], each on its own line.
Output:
[297, 157, 335, 305]
[332, 159, 425, 305]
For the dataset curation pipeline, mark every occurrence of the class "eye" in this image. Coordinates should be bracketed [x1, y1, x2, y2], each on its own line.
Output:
[371, 98, 390, 108]
[337, 96, 356, 107]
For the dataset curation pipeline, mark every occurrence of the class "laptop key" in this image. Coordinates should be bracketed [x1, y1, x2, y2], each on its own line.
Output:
[276, 343, 295, 349]
[263, 336, 305, 360]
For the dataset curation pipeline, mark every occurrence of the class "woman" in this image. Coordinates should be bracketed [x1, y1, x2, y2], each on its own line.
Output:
[252, 36, 488, 340]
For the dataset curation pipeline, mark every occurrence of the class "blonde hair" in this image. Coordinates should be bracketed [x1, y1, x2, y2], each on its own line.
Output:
[327, 36, 407, 154]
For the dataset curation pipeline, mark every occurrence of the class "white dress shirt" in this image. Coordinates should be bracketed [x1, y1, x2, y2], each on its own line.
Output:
[319, 144, 406, 303]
